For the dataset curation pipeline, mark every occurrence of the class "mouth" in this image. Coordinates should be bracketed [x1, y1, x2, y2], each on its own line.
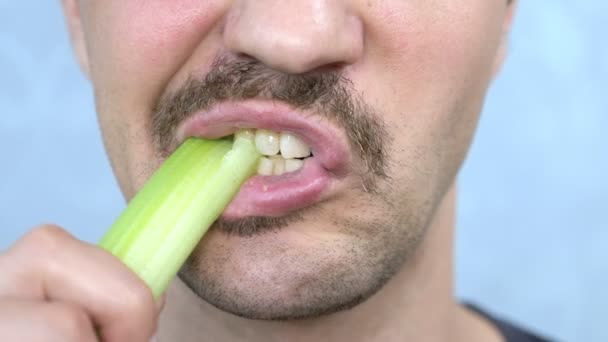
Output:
[174, 100, 351, 219]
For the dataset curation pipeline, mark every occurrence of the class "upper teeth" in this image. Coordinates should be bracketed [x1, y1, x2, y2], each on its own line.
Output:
[254, 129, 281, 156]
[242, 128, 312, 175]
[280, 132, 311, 159]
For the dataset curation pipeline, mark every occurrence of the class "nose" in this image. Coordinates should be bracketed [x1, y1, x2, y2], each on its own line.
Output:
[223, 0, 364, 74]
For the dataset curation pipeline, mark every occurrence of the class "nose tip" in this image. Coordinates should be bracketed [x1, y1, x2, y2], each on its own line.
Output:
[223, 1, 363, 74]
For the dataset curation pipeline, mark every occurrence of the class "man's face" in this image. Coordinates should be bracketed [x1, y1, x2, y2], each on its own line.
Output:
[66, 0, 512, 320]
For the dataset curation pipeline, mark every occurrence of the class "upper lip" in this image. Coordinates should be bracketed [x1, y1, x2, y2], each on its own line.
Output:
[175, 100, 351, 177]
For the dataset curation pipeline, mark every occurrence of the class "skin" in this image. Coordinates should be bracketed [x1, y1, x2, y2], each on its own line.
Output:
[0, 0, 515, 341]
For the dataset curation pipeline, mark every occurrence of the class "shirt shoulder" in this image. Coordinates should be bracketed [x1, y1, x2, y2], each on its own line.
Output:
[465, 303, 555, 342]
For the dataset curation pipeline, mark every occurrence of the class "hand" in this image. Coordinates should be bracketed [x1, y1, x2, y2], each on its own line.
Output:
[0, 225, 161, 341]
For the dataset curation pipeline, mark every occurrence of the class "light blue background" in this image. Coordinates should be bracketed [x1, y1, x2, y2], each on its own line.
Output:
[1, 2, 606, 341]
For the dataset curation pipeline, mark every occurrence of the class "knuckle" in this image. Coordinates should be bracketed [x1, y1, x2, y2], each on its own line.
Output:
[18, 225, 70, 254]
[0, 225, 73, 297]
[46, 303, 94, 341]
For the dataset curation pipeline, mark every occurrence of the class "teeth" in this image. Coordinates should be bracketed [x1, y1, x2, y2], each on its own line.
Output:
[257, 158, 304, 176]
[285, 159, 304, 172]
[270, 156, 285, 175]
[247, 129, 312, 175]
[280, 132, 311, 159]
[255, 129, 280, 156]
[257, 157, 274, 176]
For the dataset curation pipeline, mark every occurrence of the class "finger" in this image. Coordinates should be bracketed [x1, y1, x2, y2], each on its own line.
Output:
[0, 298, 98, 342]
[1, 225, 158, 342]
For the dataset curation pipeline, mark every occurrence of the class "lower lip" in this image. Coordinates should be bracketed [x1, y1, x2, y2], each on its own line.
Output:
[221, 157, 333, 219]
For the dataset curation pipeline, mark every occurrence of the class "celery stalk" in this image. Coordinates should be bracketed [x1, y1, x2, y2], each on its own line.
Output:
[99, 135, 260, 298]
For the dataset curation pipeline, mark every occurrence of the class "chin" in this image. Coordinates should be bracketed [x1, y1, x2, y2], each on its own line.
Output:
[176, 219, 414, 321]
[177, 260, 391, 321]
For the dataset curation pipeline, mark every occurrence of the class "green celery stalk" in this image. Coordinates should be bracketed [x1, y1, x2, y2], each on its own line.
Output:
[99, 134, 260, 298]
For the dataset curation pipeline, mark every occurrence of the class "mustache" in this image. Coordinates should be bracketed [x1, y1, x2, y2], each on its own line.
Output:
[151, 54, 390, 192]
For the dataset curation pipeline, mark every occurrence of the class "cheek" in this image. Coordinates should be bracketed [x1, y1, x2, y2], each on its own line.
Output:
[83, 1, 225, 108]
[356, 1, 505, 158]
[80, 1, 227, 196]
[350, 1, 505, 200]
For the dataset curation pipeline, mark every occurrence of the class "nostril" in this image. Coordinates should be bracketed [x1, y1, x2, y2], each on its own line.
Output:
[297, 61, 348, 77]
[227, 53, 346, 77]
[235, 52, 255, 62]
[314, 62, 347, 73]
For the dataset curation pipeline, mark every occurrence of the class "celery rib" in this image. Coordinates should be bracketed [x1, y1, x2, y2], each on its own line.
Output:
[99, 136, 260, 298]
